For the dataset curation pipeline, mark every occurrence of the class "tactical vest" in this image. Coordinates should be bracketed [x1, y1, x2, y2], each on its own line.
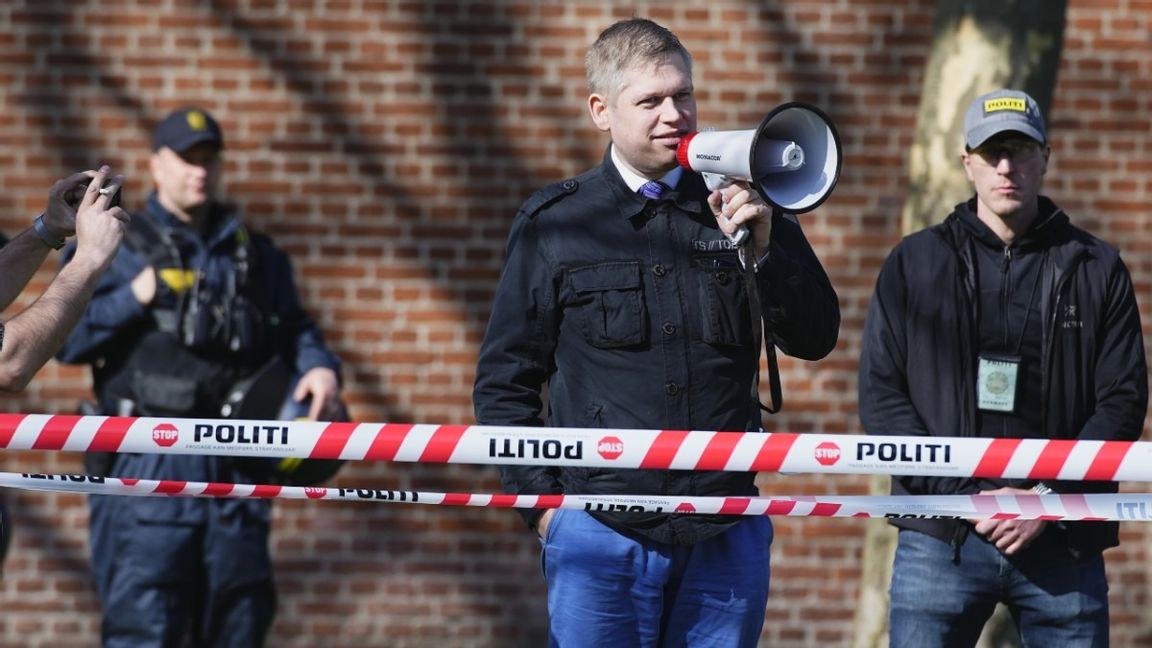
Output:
[93, 211, 273, 418]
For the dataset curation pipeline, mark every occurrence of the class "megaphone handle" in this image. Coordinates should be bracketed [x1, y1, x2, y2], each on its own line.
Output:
[702, 172, 750, 246]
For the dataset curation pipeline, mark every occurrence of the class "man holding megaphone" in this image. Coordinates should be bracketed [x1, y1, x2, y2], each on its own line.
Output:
[474, 17, 840, 648]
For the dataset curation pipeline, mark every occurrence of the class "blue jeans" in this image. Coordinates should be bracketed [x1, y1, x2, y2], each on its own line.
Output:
[542, 510, 772, 648]
[889, 528, 1109, 648]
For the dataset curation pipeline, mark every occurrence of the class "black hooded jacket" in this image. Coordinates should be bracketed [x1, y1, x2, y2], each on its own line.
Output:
[859, 196, 1147, 555]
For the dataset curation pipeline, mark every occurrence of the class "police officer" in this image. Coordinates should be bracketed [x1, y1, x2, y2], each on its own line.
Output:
[57, 107, 343, 647]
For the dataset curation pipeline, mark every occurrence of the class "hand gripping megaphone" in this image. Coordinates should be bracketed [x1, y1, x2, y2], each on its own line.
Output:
[675, 102, 842, 245]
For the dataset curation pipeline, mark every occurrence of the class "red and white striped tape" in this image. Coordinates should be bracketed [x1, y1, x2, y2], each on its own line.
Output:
[1, 413, 1148, 481]
[4, 471, 1152, 522]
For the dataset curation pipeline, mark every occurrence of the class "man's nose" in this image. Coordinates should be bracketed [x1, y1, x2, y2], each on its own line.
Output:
[658, 97, 682, 121]
[994, 153, 1016, 172]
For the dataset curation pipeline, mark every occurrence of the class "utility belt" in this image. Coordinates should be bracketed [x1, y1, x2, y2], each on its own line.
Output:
[94, 328, 256, 418]
[84, 355, 346, 487]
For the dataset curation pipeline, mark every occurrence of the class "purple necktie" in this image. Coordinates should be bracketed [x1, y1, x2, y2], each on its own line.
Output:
[640, 180, 668, 200]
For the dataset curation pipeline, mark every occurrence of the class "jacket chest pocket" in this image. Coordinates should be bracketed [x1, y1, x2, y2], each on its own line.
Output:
[695, 253, 752, 347]
[567, 261, 648, 348]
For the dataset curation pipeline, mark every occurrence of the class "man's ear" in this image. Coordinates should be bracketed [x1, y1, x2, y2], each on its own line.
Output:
[960, 151, 976, 183]
[588, 93, 611, 132]
[149, 151, 163, 183]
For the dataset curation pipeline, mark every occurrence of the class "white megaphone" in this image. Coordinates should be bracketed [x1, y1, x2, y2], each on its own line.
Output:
[675, 102, 842, 245]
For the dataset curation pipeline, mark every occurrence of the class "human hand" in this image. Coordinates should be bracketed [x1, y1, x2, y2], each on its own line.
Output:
[44, 168, 106, 242]
[70, 166, 129, 272]
[707, 181, 772, 258]
[536, 508, 556, 540]
[131, 267, 158, 305]
[292, 366, 342, 421]
[970, 487, 1047, 555]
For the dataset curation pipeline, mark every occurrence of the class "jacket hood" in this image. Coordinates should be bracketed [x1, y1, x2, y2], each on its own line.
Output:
[950, 195, 1069, 251]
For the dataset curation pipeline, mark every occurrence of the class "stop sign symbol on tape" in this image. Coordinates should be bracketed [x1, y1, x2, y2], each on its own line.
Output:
[152, 423, 179, 447]
[597, 436, 624, 460]
[814, 441, 841, 466]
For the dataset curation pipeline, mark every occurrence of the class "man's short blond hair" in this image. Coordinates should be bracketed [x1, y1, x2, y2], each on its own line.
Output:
[586, 18, 692, 102]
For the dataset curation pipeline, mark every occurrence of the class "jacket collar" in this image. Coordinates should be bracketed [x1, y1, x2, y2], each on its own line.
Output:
[610, 144, 684, 193]
[146, 192, 240, 247]
[951, 195, 1068, 251]
[600, 145, 707, 220]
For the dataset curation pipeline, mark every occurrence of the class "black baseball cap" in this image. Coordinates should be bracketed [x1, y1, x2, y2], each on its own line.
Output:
[152, 107, 224, 153]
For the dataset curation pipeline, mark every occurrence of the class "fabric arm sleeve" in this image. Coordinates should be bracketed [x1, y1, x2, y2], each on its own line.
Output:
[472, 213, 563, 529]
[1048, 257, 1148, 495]
[261, 244, 341, 376]
[755, 213, 840, 361]
[858, 251, 980, 496]
[55, 246, 149, 364]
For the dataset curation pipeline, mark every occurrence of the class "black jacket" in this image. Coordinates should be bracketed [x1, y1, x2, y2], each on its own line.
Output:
[474, 148, 840, 545]
[859, 196, 1147, 555]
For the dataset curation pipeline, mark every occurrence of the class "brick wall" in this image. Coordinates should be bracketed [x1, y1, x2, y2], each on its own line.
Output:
[0, 1, 1149, 646]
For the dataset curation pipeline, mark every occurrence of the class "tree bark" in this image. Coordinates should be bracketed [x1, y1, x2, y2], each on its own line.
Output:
[852, 2, 1065, 647]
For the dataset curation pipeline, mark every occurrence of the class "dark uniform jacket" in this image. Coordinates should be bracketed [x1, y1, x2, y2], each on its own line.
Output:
[474, 147, 840, 545]
[859, 196, 1147, 556]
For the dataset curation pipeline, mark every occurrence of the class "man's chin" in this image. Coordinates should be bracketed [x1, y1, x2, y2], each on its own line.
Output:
[185, 194, 211, 208]
[647, 155, 679, 175]
[989, 199, 1030, 219]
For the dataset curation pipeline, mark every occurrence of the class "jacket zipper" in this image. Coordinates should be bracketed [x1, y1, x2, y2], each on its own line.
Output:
[1000, 245, 1012, 438]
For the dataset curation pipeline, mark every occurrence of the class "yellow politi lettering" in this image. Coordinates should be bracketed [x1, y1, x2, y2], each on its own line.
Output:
[984, 98, 1027, 113]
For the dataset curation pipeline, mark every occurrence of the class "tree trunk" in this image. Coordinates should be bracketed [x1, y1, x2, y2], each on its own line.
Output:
[852, 2, 1065, 647]
[901, 0, 1066, 234]
[849, 476, 897, 648]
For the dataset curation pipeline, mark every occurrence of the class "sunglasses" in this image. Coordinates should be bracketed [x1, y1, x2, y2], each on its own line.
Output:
[968, 138, 1043, 165]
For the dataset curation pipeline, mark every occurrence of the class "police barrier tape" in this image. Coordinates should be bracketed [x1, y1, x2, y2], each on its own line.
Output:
[4, 471, 1152, 522]
[1, 413, 1148, 482]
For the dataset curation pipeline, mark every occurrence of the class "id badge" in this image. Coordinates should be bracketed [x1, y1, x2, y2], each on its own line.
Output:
[977, 354, 1020, 413]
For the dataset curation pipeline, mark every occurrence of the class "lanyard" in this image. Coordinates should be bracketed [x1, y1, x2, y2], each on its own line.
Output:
[1004, 247, 1046, 357]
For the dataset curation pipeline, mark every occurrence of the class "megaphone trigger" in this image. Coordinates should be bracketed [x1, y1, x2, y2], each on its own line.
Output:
[728, 226, 750, 247]
[700, 171, 729, 194]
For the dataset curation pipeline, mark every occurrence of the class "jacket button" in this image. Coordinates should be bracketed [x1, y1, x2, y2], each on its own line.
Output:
[653, 264, 666, 277]
[661, 322, 676, 335]
[664, 382, 680, 395]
